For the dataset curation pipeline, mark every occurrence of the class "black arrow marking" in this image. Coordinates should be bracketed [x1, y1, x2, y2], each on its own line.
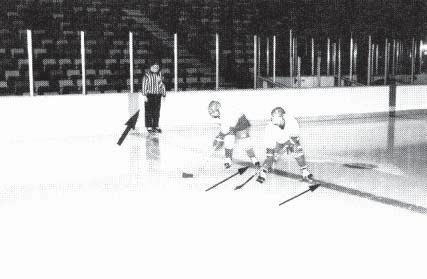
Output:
[117, 110, 140, 146]
[205, 166, 249, 192]
[233, 160, 427, 214]
[234, 172, 257, 190]
[279, 183, 320, 206]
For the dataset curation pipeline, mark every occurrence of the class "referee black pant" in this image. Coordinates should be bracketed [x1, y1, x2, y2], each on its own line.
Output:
[144, 94, 162, 129]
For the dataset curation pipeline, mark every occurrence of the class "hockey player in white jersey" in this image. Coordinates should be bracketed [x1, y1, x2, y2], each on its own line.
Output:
[208, 100, 260, 169]
[257, 107, 313, 183]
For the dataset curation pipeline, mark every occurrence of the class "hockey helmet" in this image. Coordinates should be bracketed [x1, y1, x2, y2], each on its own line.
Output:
[208, 100, 221, 118]
[271, 107, 286, 126]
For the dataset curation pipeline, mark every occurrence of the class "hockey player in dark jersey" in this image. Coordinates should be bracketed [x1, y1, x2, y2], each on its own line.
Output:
[208, 100, 260, 169]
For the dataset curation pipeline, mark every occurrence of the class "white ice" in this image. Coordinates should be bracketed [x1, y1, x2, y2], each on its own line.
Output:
[0, 115, 426, 279]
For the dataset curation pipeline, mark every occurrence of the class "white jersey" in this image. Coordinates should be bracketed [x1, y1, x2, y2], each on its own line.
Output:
[264, 115, 300, 148]
[216, 105, 251, 135]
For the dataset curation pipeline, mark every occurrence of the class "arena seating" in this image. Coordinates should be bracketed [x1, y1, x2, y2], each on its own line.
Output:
[0, 0, 263, 95]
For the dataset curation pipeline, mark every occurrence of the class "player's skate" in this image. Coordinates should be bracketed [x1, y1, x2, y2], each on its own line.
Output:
[256, 168, 268, 183]
[301, 168, 313, 182]
[224, 157, 232, 169]
[251, 156, 260, 168]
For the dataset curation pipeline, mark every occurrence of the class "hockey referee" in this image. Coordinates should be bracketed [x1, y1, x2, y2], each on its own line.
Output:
[141, 61, 166, 133]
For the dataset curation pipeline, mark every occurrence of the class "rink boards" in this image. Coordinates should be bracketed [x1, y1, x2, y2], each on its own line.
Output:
[0, 85, 425, 142]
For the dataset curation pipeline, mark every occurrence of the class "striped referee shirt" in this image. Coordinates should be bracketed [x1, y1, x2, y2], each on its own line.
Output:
[141, 72, 166, 96]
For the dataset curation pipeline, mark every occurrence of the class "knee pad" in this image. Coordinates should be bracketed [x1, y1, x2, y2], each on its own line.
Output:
[224, 135, 235, 149]
[292, 144, 304, 158]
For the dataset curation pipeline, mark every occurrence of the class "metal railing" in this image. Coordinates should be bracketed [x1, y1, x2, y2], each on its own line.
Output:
[256, 76, 290, 89]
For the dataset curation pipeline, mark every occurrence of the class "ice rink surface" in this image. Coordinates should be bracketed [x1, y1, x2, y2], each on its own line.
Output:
[1, 114, 426, 279]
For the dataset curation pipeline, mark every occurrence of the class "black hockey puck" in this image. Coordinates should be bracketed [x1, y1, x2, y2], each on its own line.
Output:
[182, 172, 194, 178]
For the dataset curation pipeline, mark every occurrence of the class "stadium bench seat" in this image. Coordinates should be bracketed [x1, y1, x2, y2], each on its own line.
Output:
[134, 59, 145, 67]
[56, 39, 69, 48]
[34, 80, 50, 95]
[161, 68, 171, 74]
[86, 40, 97, 47]
[50, 69, 64, 80]
[74, 59, 81, 69]
[0, 81, 8, 95]
[109, 49, 121, 58]
[93, 78, 108, 93]
[119, 58, 129, 65]
[67, 69, 80, 79]
[134, 69, 142, 76]
[59, 79, 76, 94]
[98, 69, 112, 78]
[33, 30, 46, 36]
[126, 78, 140, 87]
[77, 79, 91, 91]
[11, 48, 25, 58]
[41, 39, 54, 48]
[34, 48, 47, 59]
[17, 59, 28, 70]
[104, 31, 114, 38]
[43, 59, 58, 72]
[113, 40, 125, 47]
[136, 49, 148, 56]
[58, 58, 72, 70]
[5, 70, 20, 81]
[86, 69, 96, 79]
[105, 59, 117, 68]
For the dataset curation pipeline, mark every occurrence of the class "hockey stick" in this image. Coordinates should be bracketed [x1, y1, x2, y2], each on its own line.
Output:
[234, 172, 257, 190]
[234, 164, 263, 190]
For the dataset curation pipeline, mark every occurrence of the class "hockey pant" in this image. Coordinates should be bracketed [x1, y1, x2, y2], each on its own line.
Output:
[224, 128, 256, 160]
[263, 137, 307, 172]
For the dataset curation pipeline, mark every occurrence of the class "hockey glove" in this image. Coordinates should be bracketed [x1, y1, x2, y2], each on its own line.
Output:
[213, 138, 224, 150]
[212, 132, 226, 150]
